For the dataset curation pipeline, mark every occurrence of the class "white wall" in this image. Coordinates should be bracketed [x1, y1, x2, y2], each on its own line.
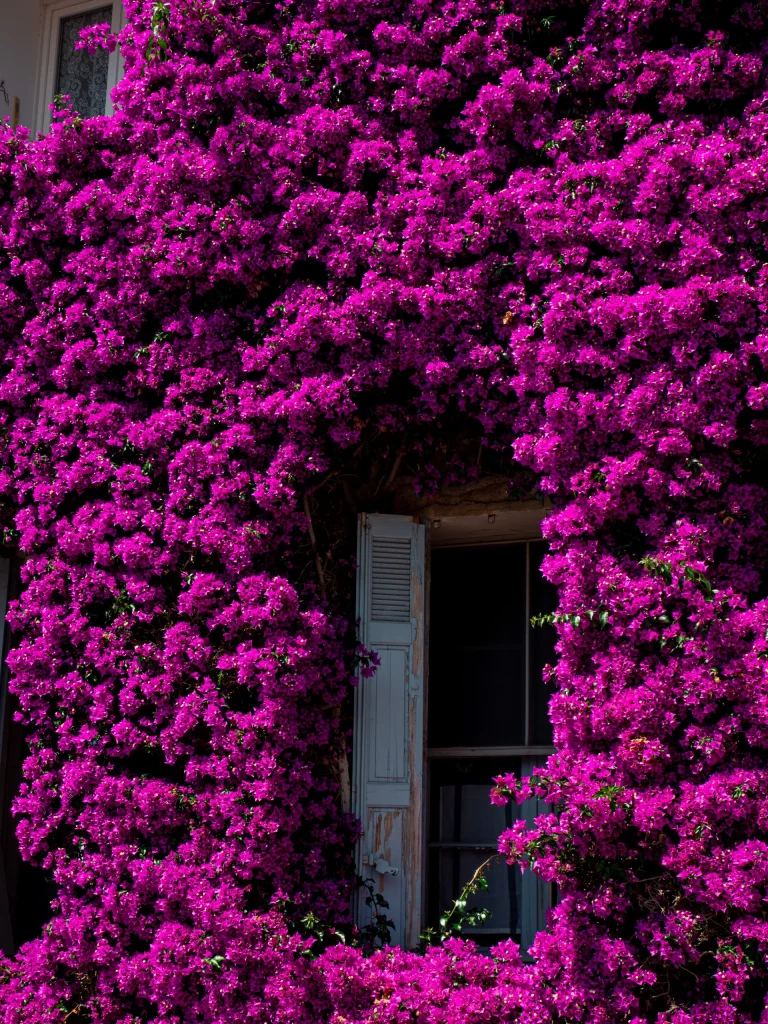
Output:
[0, 0, 43, 130]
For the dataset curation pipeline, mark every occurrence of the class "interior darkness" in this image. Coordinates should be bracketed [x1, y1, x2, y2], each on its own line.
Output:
[427, 542, 557, 748]
[428, 545, 527, 746]
[426, 542, 557, 942]
[530, 542, 557, 746]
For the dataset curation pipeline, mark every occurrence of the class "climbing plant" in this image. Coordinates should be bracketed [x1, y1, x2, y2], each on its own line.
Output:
[0, 0, 767, 1021]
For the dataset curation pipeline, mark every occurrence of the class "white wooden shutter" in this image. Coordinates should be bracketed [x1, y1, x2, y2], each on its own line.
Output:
[520, 754, 551, 957]
[353, 514, 425, 949]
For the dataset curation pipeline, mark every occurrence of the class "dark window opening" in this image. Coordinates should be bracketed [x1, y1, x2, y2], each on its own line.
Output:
[426, 539, 557, 944]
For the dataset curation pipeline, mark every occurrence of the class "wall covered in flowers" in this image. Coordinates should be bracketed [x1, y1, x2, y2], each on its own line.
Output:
[1, 0, 768, 1020]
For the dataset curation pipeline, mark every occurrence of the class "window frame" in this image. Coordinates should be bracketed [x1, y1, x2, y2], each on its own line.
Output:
[426, 755, 529, 946]
[35, 0, 125, 135]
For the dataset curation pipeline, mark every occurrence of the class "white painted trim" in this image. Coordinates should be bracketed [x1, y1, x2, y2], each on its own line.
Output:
[34, 0, 125, 134]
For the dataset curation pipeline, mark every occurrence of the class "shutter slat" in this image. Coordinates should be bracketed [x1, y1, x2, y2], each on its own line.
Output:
[371, 535, 411, 622]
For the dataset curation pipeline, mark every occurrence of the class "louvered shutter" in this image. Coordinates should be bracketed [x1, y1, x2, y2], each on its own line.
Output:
[520, 754, 552, 957]
[353, 514, 425, 949]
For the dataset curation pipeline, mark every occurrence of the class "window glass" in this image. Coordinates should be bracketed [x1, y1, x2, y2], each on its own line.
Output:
[56, 7, 114, 119]
[428, 545, 527, 747]
[428, 758, 523, 944]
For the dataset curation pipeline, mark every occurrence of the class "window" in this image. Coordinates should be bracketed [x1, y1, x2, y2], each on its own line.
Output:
[353, 513, 557, 953]
[35, 1, 125, 133]
[427, 541, 556, 948]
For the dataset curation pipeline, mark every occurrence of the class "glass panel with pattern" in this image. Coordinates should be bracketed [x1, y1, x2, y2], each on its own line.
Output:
[56, 7, 113, 119]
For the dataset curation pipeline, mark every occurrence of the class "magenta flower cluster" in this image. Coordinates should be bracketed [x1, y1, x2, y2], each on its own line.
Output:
[1, 0, 768, 1020]
[75, 24, 118, 56]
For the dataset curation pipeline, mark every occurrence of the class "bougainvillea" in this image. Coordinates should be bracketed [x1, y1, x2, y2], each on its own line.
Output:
[1, 0, 768, 1020]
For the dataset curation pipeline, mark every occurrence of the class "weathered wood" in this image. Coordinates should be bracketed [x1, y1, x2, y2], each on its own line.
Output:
[353, 515, 425, 949]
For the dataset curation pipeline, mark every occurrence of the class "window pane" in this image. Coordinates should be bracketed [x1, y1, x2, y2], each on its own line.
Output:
[56, 7, 113, 119]
[529, 542, 557, 746]
[428, 759, 522, 943]
[428, 546, 526, 747]
[435, 850, 521, 940]
[439, 782, 510, 845]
